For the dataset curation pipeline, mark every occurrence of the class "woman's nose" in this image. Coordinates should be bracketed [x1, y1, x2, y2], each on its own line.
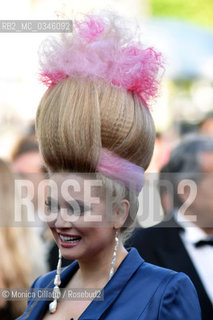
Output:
[54, 209, 73, 228]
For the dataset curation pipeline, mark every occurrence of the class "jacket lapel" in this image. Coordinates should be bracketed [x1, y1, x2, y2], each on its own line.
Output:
[78, 248, 144, 320]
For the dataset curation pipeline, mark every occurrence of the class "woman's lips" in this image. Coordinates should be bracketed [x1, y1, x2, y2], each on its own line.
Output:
[58, 233, 81, 248]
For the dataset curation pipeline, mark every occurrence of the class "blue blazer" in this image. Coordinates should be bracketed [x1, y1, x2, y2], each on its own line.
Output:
[17, 248, 201, 320]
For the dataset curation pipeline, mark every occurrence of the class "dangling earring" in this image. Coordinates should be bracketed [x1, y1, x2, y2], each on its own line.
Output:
[109, 230, 119, 280]
[49, 249, 62, 313]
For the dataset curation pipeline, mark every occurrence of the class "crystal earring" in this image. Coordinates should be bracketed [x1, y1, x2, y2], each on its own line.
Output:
[109, 230, 119, 280]
[49, 249, 62, 313]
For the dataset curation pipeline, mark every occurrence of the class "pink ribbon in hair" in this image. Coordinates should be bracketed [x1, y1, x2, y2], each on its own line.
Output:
[97, 148, 145, 195]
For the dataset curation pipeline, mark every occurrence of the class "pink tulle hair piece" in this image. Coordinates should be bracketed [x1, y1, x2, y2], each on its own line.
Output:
[98, 148, 145, 195]
[39, 12, 164, 107]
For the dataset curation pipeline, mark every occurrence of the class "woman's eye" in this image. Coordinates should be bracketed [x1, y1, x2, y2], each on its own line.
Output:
[66, 205, 83, 215]
[44, 199, 91, 215]
[79, 205, 89, 214]
[66, 204, 90, 216]
[45, 200, 59, 213]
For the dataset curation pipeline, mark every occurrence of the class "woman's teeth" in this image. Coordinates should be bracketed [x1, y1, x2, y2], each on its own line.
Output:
[60, 235, 81, 243]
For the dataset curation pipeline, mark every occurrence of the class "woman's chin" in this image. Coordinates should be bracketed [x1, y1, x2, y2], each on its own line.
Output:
[60, 248, 79, 260]
[59, 242, 82, 261]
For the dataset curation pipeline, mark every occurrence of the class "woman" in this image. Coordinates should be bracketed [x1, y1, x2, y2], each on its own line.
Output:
[18, 11, 201, 319]
[0, 159, 46, 319]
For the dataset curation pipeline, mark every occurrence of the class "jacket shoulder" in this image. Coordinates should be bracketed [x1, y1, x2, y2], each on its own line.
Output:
[138, 259, 177, 281]
[135, 263, 201, 319]
[125, 260, 201, 319]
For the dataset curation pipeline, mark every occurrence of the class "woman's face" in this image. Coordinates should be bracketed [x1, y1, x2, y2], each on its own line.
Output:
[45, 173, 116, 261]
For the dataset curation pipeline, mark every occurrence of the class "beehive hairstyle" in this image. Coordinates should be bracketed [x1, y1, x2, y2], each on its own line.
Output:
[36, 77, 155, 173]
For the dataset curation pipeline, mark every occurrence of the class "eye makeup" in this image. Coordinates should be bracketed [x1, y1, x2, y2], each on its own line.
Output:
[44, 197, 91, 215]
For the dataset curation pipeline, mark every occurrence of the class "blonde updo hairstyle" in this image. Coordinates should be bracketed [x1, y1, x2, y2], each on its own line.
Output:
[36, 77, 155, 242]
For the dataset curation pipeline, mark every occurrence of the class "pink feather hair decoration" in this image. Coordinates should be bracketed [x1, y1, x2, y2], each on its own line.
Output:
[39, 11, 164, 107]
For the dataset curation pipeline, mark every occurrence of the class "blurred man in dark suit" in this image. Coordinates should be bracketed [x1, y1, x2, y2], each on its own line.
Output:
[126, 135, 213, 320]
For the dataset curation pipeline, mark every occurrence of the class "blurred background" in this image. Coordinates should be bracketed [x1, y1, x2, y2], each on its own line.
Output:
[1, 0, 213, 228]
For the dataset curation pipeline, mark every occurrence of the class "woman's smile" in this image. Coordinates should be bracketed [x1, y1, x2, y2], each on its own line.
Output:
[57, 231, 82, 248]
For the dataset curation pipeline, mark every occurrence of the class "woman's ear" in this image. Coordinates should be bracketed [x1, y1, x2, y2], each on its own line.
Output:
[113, 199, 130, 229]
